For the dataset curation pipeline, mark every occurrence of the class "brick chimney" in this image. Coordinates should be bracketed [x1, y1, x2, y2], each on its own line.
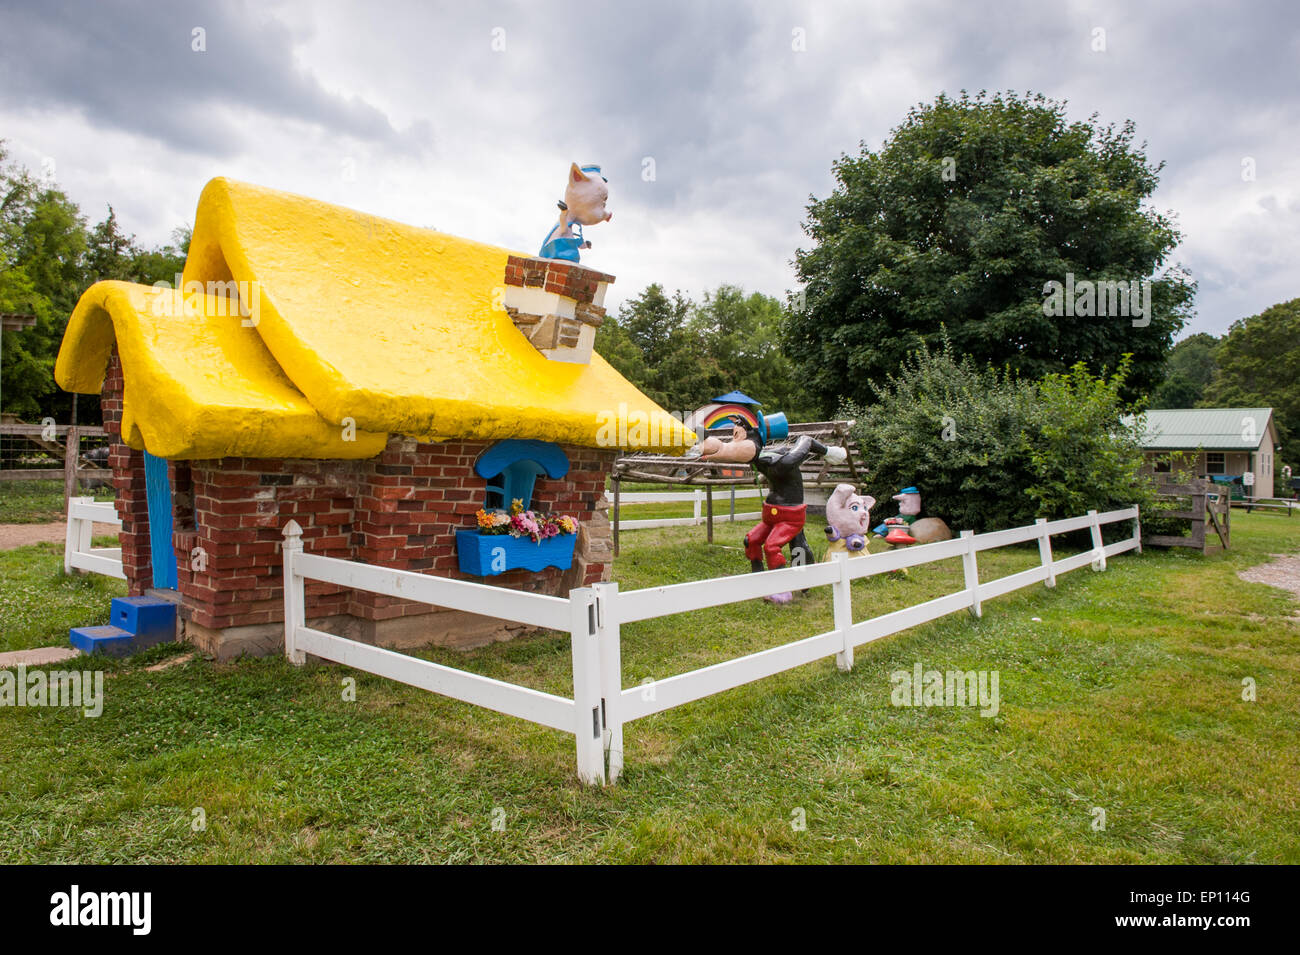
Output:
[502, 255, 613, 364]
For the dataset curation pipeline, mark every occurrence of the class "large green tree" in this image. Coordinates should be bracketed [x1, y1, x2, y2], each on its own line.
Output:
[596, 283, 818, 419]
[1150, 332, 1219, 408]
[787, 91, 1195, 414]
[0, 143, 188, 422]
[1201, 297, 1300, 469]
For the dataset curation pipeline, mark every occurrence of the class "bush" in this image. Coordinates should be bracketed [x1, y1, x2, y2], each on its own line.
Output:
[843, 340, 1157, 533]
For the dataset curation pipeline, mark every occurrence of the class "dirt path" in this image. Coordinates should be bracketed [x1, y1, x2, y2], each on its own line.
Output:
[0, 521, 119, 551]
[1238, 554, 1300, 600]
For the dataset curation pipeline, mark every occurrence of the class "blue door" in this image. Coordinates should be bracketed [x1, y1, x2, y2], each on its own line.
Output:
[143, 450, 178, 589]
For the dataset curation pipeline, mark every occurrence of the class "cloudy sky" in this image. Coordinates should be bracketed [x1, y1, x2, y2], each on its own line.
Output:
[1, 0, 1296, 336]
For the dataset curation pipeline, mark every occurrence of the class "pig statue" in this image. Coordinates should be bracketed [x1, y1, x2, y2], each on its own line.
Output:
[824, 484, 875, 555]
[539, 163, 612, 263]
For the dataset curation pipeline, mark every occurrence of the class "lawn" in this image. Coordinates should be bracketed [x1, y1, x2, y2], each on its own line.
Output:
[0, 512, 1297, 863]
[0, 479, 115, 524]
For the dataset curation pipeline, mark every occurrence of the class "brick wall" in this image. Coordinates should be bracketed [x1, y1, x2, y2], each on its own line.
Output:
[99, 345, 617, 644]
[182, 437, 616, 633]
[100, 348, 152, 596]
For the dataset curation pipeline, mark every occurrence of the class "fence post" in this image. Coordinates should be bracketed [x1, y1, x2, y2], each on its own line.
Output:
[64, 495, 93, 575]
[63, 424, 79, 501]
[1035, 518, 1056, 588]
[612, 478, 621, 557]
[961, 530, 982, 618]
[832, 551, 854, 671]
[282, 520, 306, 665]
[1088, 509, 1106, 571]
[593, 581, 624, 783]
[569, 587, 605, 786]
[693, 488, 703, 526]
[1132, 506, 1143, 554]
[706, 486, 714, 543]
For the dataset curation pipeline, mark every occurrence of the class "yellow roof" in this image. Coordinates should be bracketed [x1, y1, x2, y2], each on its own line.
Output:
[55, 177, 693, 460]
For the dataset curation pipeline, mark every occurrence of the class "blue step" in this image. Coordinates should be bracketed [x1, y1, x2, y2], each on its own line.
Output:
[110, 596, 177, 643]
[69, 625, 136, 657]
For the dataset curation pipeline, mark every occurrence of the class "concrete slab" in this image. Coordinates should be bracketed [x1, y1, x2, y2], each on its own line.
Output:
[0, 646, 83, 667]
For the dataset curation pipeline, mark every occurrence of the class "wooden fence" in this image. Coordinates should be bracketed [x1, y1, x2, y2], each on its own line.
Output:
[0, 422, 112, 496]
[1145, 479, 1229, 553]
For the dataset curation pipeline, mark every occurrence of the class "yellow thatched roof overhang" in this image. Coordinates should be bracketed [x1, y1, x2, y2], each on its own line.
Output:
[55, 177, 693, 460]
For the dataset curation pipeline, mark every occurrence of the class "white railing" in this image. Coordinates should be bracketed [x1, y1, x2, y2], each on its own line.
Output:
[605, 487, 763, 530]
[64, 496, 125, 579]
[283, 506, 1142, 785]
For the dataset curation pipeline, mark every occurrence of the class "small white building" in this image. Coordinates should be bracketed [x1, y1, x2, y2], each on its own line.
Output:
[1135, 408, 1280, 499]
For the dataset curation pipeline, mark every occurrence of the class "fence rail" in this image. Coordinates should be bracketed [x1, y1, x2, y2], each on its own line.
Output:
[283, 506, 1142, 785]
[605, 487, 763, 531]
[0, 423, 111, 494]
[64, 496, 124, 579]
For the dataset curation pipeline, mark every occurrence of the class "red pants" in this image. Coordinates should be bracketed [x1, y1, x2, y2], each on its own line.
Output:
[745, 503, 807, 570]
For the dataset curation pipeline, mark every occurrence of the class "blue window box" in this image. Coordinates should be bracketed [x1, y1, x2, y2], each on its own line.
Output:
[456, 530, 577, 576]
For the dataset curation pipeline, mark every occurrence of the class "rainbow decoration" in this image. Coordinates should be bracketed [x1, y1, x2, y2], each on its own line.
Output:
[702, 403, 760, 431]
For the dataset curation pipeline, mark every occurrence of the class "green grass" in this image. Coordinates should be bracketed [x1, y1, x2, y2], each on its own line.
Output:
[0, 480, 115, 524]
[0, 540, 127, 653]
[1, 513, 1297, 863]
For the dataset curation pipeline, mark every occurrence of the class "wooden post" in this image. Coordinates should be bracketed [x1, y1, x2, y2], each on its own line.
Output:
[706, 485, 714, 543]
[1088, 509, 1106, 571]
[63, 425, 78, 501]
[612, 477, 621, 557]
[282, 520, 306, 664]
[832, 551, 854, 671]
[594, 581, 623, 783]
[961, 530, 982, 618]
[569, 587, 605, 786]
[693, 488, 702, 526]
[64, 495, 93, 575]
[1035, 518, 1056, 587]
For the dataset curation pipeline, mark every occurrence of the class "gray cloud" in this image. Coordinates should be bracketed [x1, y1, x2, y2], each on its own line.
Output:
[1, 0, 1296, 334]
[0, 0, 430, 156]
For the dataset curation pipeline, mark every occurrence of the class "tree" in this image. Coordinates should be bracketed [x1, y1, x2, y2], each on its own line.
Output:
[844, 338, 1155, 533]
[788, 90, 1195, 415]
[595, 283, 820, 419]
[0, 143, 190, 422]
[1149, 332, 1219, 408]
[1201, 297, 1300, 468]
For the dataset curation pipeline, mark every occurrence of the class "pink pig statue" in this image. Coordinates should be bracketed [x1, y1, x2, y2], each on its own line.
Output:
[824, 483, 875, 553]
[539, 163, 612, 262]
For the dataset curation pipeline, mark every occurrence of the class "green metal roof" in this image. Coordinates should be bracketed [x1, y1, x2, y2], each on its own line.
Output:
[1130, 408, 1274, 451]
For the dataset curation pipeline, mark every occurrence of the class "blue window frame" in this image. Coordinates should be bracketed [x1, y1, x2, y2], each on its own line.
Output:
[475, 440, 569, 511]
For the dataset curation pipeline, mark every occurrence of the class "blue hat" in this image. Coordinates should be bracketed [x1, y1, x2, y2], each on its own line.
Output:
[898, 486, 918, 494]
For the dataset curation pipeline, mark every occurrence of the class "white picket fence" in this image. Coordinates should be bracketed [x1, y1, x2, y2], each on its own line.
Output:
[64, 496, 125, 579]
[605, 487, 763, 530]
[282, 506, 1141, 785]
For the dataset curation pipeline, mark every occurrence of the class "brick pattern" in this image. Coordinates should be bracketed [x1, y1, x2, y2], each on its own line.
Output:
[180, 438, 617, 631]
[504, 254, 614, 303]
[100, 348, 152, 596]
[501, 254, 613, 302]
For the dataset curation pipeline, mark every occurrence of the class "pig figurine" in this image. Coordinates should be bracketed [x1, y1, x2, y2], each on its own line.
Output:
[539, 163, 612, 263]
[824, 484, 875, 554]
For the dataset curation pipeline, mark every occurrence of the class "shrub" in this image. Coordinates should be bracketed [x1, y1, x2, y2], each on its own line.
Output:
[843, 340, 1157, 533]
